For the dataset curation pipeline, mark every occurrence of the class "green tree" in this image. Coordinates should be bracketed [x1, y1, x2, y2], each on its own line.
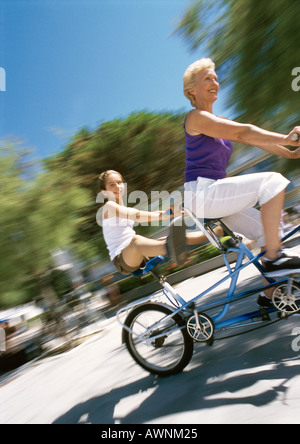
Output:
[44, 111, 187, 253]
[45, 112, 186, 194]
[0, 145, 91, 308]
[175, 0, 300, 173]
[0, 146, 30, 302]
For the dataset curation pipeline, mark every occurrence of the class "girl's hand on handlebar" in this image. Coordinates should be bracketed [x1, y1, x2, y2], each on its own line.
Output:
[159, 210, 176, 220]
[164, 205, 184, 219]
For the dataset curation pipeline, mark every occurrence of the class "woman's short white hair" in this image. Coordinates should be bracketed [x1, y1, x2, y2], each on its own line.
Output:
[183, 58, 215, 107]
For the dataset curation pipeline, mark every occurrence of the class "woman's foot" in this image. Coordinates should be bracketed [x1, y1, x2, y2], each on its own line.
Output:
[263, 249, 300, 277]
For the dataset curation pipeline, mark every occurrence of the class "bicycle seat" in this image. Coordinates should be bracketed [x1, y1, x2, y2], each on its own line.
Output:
[132, 255, 165, 277]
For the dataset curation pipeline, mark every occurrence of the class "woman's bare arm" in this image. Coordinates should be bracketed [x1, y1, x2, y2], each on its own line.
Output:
[185, 109, 300, 152]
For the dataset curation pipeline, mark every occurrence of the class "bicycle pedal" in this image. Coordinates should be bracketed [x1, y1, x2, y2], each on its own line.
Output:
[277, 311, 288, 320]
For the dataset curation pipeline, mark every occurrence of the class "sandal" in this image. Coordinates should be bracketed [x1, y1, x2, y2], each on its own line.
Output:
[167, 216, 188, 266]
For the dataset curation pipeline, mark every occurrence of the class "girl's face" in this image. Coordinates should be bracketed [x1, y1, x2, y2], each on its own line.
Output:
[104, 172, 124, 202]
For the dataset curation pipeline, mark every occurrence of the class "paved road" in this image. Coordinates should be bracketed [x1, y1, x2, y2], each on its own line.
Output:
[1, 245, 300, 424]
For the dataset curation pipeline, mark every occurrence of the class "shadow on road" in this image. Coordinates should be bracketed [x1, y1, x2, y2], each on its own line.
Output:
[53, 317, 300, 424]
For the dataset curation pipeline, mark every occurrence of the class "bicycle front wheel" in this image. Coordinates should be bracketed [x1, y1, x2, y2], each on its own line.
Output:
[123, 303, 194, 376]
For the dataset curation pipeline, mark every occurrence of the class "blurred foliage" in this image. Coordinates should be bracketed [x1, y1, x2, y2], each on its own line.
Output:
[0, 145, 91, 308]
[175, 0, 300, 131]
[44, 111, 187, 249]
[44, 112, 186, 194]
[49, 269, 73, 299]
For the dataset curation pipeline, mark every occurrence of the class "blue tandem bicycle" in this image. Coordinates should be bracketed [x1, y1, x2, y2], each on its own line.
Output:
[117, 209, 300, 376]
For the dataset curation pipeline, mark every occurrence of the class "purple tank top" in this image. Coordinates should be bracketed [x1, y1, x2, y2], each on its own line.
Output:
[184, 122, 233, 182]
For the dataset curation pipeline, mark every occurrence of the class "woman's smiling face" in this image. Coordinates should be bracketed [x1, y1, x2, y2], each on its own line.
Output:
[190, 68, 219, 105]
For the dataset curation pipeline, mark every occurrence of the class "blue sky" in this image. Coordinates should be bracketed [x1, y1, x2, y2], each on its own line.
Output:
[0, 0, 227, 161]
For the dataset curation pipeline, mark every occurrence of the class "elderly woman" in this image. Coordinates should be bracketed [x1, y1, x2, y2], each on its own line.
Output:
[183, 58, 300, 289]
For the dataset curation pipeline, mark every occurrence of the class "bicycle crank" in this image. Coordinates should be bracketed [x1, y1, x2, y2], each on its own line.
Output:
[272, 279, 300, 314]
[187, 312, 214, 343]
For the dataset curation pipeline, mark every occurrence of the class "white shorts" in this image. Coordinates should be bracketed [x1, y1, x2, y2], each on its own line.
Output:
[184, 172, 290, 247]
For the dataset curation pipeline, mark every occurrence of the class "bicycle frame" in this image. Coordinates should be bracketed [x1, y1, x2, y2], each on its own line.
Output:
[118, 211, 300, 341]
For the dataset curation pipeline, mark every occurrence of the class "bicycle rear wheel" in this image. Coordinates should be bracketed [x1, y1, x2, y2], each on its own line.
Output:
[123, 303, 194, 376]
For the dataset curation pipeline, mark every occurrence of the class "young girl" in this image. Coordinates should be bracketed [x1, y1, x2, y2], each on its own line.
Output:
[98, 170, 223, 275]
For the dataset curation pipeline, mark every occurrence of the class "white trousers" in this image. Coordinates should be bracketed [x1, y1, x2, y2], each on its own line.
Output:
[184, 172, 290, 247]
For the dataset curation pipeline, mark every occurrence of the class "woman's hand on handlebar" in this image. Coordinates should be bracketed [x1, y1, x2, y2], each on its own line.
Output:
[286, 127, 300, 146]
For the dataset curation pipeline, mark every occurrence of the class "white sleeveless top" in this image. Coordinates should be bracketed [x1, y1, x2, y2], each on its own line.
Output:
[102, 216, 136, 260]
